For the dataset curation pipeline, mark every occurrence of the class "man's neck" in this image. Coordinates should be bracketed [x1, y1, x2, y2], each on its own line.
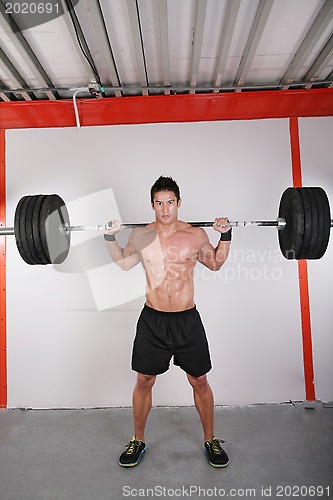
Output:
[154, 219, 180, 236]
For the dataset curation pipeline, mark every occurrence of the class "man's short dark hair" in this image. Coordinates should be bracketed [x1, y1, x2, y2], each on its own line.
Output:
[150, 176, 181, 204]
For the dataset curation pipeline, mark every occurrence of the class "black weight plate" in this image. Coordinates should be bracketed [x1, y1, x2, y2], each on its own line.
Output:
[49, 195, 70, 264]
[18, 196, 38, 265]
[47, 195, 70, 264]
[31, 195, 50, 265]
[311, 188, 325, 259]
[314, 187, 331, 259]
[24, 195, 47, 265]
[278, 187, 304, 260]
[303, 187, 323, 260]
[14, 196, 33, 264]
[297, 188, 319, 260]
[40, 195, 70, 264]
[39, 196, 52, 263]
[306, 188, 321, 259]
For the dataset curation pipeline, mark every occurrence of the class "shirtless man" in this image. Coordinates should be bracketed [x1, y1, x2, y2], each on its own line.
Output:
[104, 176, 231, 468]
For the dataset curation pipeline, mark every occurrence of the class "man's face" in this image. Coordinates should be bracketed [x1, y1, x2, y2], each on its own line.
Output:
[152, 191, 181, 224]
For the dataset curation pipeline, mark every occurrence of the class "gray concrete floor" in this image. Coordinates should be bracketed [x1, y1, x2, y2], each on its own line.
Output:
[0, 403, 332, 500]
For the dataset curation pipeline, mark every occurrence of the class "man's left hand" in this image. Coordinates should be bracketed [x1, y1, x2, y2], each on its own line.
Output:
[212, 217, 231, 234]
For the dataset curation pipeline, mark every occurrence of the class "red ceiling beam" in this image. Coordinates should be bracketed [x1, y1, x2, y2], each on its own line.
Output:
[0, 89, 332, 129]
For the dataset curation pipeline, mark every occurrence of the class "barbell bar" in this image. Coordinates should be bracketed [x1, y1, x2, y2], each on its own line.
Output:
[0, 219, 286, 236]
[67, 219, 286, 232]
[0, 187, 331, 265]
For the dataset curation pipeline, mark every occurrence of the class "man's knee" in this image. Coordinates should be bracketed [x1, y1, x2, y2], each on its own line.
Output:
[187, 373, 209, 391]
[136, 373, 156, 391]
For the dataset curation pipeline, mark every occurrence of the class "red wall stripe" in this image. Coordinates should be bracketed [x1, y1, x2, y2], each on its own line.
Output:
[290, 118, 303, 188]
[0, 129, 7, 409]
[0, 88, 332, 129]
[289, 117, 316, 402]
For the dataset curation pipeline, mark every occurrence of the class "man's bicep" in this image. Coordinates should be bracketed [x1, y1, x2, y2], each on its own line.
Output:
[122, 240, 140, 269]
[198, 241, 215, 267]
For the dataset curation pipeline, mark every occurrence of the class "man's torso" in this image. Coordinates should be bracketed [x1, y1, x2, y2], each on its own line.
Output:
[131, 222, 206, 312]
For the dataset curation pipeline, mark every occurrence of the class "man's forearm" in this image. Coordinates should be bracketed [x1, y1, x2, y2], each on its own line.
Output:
[214, 227, 232, 269]
[105, 238, 125, 267]
[215, 240, 231, 270]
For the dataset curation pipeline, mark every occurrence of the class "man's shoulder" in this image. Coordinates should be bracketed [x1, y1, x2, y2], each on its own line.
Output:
[179, 222, 208, 242]
[129, 224, 156, 249]
[131, 224, 153, 234]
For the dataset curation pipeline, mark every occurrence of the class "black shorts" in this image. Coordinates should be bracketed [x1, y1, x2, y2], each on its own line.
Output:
[131, 305, 212, 377]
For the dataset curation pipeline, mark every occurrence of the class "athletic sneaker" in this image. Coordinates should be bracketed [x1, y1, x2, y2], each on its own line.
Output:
[204, 437, 229, 468]
[119, 436, 147, 467]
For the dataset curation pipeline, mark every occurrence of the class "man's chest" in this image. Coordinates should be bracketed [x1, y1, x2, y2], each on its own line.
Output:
[139, 232, 201, 267]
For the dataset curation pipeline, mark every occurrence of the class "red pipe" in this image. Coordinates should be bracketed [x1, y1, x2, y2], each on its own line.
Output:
[0, 129, 7, 408]
[289, 117, 316, 402]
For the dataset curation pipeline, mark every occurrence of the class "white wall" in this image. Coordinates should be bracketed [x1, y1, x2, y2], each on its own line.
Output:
[5, 117, 332, 408]
[298, 117, 333, 403]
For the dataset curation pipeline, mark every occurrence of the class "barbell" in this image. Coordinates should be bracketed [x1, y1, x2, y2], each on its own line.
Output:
[0, 187, 331, 265]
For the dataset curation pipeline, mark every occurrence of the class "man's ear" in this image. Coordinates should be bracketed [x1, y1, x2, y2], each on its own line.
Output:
[177, 198, 182, 208]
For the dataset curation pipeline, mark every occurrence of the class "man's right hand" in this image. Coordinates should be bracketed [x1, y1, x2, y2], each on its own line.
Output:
[104, 220, 121, 236]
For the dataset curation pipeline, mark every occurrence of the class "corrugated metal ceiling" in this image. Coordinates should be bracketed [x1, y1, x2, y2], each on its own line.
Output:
[0, 0, 332, 102]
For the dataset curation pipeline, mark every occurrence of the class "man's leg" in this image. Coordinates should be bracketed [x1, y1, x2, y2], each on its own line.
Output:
[133, 372, 156, 441]
[187, 373, 214, 441]
[187, 373, 229, 467]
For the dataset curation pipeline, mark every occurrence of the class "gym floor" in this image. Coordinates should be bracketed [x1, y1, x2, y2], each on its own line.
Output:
[0, 403, 332, 500]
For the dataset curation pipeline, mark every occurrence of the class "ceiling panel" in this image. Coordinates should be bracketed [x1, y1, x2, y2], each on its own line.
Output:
[18, 16, 92, 88]
[101, 0, 143, 87]
[138, 0, 164, 86]
[0, 0, 332, 101]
